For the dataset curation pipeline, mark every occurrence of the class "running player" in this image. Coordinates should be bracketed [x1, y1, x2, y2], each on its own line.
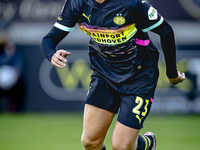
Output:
[42, 0, 185, 150]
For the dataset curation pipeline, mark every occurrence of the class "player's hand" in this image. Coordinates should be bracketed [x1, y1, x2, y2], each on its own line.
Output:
[168, 71, 185, 85]
[51, 49, 71, 68]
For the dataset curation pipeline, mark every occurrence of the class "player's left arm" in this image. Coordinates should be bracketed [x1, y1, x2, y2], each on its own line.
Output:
[151, 20, 185, 85]
[135, 0, 185, 85]
[168, 71, 185, 85]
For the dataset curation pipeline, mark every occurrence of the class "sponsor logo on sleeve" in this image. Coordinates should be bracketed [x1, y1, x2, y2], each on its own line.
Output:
[148, 6, 158, 20]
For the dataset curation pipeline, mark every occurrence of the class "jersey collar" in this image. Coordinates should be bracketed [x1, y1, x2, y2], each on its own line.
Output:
[85, 0, 111, 9]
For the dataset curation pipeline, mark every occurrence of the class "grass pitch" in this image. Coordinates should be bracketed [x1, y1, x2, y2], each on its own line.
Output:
[0, 113, 200, 150]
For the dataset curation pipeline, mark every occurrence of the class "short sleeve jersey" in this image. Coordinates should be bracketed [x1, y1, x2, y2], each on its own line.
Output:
[55, 0, 164, 84]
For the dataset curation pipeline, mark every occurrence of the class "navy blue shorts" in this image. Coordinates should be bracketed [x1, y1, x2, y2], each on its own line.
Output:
[85, 68, 159, 129]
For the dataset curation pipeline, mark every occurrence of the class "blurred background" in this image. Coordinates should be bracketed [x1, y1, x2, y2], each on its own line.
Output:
[0, 0, 200, 113]
[0, 0, 200, 150]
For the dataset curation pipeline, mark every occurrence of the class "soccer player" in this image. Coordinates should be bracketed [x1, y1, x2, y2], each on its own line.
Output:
[42, 0, 185, 149]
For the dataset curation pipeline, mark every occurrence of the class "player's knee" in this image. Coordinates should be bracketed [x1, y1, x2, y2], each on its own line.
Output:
[81, 135, 103, 149]
[112, 139, 137, 150]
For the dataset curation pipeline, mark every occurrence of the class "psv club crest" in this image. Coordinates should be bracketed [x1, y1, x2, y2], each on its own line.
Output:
[113, 14, 126, 25]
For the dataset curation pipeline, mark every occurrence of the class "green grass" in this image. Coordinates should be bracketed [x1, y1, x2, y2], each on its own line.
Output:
[0, 113, 200, 150]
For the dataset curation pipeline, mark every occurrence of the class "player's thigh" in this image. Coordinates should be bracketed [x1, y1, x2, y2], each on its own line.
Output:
[112, 121, 140, 150]
[82, 104, 115, 144]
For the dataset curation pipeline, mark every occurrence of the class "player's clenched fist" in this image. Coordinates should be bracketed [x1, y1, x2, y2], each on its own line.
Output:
[168, 71, 185, 85]
[51, 50, 71, 68]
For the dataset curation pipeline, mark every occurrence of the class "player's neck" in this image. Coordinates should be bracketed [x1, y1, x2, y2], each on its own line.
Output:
[95, 0, 105, 4]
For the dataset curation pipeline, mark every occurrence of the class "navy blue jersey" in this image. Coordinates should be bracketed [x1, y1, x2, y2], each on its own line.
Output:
[54, 0, 163, 84]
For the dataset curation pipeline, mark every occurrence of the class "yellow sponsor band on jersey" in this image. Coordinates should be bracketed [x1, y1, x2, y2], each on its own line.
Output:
[79, 23, 137, 45]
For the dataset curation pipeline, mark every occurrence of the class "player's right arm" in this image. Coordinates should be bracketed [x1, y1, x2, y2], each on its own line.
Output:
[42, 0, 79, 68]
[41, 26, 70, 68]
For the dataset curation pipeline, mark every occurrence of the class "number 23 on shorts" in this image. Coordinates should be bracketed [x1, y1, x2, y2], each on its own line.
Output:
[132, 96, 150, 117]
